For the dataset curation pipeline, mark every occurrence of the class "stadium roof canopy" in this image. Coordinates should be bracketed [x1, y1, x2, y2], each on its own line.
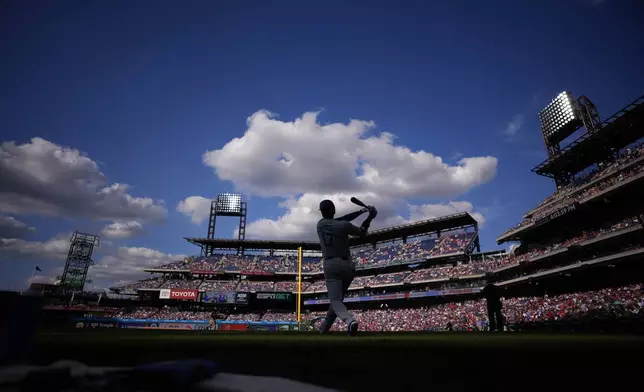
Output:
[185, 212, 478, 252]
[532, 95, 644, 179]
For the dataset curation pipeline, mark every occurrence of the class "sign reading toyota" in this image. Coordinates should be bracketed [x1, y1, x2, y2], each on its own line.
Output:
[159, 289, 171, 299]
[169, 289, 198, 301]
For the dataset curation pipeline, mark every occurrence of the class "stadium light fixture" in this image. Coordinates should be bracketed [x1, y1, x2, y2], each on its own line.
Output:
[538, 91, 580, 142]
[215, 193, 242, 216]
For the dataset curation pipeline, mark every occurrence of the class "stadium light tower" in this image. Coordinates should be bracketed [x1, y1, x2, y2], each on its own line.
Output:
[539, 91, 601, 158]
[206, 193, 247, 256]
[59, 231, 100, 294]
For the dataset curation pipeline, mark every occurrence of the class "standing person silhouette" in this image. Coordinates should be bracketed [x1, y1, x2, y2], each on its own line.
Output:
[482, 277, 504, 332]
[316, 199, 377, 336]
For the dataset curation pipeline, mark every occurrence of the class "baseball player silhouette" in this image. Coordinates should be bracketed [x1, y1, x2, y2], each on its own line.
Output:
[316, 199, 377, 336]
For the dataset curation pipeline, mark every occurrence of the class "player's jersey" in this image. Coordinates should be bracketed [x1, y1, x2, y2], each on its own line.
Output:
[317, 218, 363, 260]
[482, 284, 502, 308]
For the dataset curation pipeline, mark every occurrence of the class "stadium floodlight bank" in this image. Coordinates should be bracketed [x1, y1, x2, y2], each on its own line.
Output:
[539, 91, 581, 146]
[206, 193, 248, 256]
[59, 231, 100, 294]
[532, 94, 644, 185]
[215, 193, 242, 216]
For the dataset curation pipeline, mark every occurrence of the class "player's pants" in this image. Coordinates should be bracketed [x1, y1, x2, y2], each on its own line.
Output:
[488, 306, 503, 331]
[320, 258, 356, 332]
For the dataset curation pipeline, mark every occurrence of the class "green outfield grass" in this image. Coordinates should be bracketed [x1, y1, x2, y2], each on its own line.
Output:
[31, 330, 644, 392]
[35, 329, 644, 345]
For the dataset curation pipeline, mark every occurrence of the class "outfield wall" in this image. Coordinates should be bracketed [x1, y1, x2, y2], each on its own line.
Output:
[73, 318, 300, 331]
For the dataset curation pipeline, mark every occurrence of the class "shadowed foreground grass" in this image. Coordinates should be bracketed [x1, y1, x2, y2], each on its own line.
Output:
[32, 330, 644, 391]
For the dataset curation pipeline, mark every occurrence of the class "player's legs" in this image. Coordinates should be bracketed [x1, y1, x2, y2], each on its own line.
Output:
[343, 261, 355, 293]
[319, 268, 356, 333]
[322, 260, 356, 329]
[495, 308, 504, 331]
[487, 306, 496, 331]
[343, 265, 359, 336]
[319, 306, 337, 333]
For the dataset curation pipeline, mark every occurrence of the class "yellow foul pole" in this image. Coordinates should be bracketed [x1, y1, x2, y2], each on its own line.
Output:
[297, 246, 303, 323]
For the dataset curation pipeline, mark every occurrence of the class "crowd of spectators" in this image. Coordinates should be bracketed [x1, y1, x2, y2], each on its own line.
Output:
[158, 278, 201, 289]
[368, 272, 409, 285]
[303, 280, 326, 292]
[200, 280, 238, 291]
[304, 216, 640, 292]
[225, 312, 261, 322]
[44, 304, 120, 313]
[273, 281, 300, 291]
[154, 307, 211, 320]
[510, 243, 644, 282]
[358, 245, 400, 268]
[502, 146, 644, 236]
[430, 233, 475, 255]
[236, 280, 275, 292]
[526, 144, 644, 217]
[113, 284, 642, 330]
[186, 255, 224, 271]
[406, 266, 455, 282]
[148, 233, 475, 275]
[261, 311, 298, 322]
[304, 280, 484, 303]
[308, 283, 643, 331]
[114, 307, 159, 319]
[153, 257, 193, 270]
[347, 276, 374, 289]
[112, 216, 640, 294]
[113, 278, 164, 292]
[497, 215, 642, 268]
[392, 239, 437, 262]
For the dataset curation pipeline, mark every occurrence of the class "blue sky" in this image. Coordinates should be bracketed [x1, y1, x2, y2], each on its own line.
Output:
[1, 0, 643, 290]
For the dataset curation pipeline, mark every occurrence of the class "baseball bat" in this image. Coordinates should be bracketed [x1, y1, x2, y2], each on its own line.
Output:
[350, 197, 368, 208]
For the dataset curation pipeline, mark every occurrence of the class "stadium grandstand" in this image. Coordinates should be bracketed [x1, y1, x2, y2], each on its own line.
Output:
[38, 92, 644, 333]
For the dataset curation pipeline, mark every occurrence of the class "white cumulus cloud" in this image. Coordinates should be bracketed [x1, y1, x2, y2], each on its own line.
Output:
[0, 138, 167, 222]
[503, 114, 524, 141]
[0, 233, 71, 261]
[101, 221, 145, 239]
[201, 110, 497, 198]
[89, 246, 187, 285]
[29, 275, 58, 285]
[0, 216, 35, 239]
[176, 196, 212, 224]
[409, 201, 485, 226]
[180, 110, 496, 240]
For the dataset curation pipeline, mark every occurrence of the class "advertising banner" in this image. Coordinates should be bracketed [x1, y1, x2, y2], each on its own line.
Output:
[159, 289, 171, 299]
[75, 321, 116, 329]
[408, 291, 441, 298]
[219, 323, 248, 331]
[203, 291, 236, 304]
[255, 292, 292, 301]
[248, 324, 278, 332]
[203, 291, 248, 305]
[217, 321, 296, 332]
[235, 292, 249, 305]
[115, 319, 210, 330]
[169, 289, 198, 301]
[153, 322, 209, 330]
[118, 321, 153, 329]
[535, 202, 578, 226]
